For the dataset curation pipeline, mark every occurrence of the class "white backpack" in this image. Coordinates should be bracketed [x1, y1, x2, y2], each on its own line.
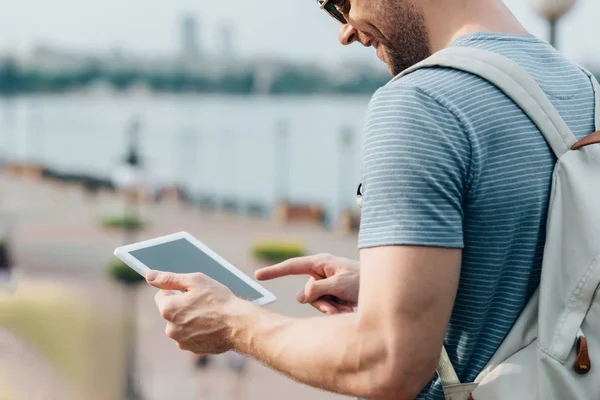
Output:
[394, 47, 600, 400]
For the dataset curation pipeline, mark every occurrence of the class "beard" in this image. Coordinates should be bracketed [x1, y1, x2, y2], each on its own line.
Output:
[380, 1, 431, 76]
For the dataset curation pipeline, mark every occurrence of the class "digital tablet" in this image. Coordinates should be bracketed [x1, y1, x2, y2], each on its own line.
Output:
[113, 231, 276, 305]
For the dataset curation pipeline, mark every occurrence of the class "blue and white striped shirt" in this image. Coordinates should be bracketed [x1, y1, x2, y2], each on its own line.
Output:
[357, 32, 596, 400]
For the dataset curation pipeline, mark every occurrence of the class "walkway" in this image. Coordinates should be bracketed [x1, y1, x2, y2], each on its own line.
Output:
[0, 173, 357, 400]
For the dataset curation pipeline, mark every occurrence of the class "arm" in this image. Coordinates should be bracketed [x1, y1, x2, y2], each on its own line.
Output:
[150, 84, 468, 399]
[229, 246, 461, 400]
[231, 84, 469, 398]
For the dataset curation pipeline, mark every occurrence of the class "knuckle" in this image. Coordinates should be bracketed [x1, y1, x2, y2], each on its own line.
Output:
[165, 323, 178, 339]
[190, 273, 206, 285]
[176, 342, 188, 351]
[160, 309, 171, 321]
[315, 253, 333, 268]
[316, 253, 332, 261]
[160, 303, 175, 321]
[305, 280, 316, 295]
[161, 273, 174, 285]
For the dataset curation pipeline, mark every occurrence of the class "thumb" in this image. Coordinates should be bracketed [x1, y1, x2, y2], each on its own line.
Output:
[299, 278, 337, 304]
[146, 270, 195, 291]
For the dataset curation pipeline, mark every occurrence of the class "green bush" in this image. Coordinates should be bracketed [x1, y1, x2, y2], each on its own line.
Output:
[100, 214, 145, 231]
[107, 259, 146, 286]
[252, 241, 306, 264]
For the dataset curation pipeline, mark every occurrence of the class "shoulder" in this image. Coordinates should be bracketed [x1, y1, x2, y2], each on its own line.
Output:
[363, 68, 478, 160]
[369, 66, 497, 119]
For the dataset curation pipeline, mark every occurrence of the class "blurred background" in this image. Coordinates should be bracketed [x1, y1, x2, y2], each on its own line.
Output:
[0, 0, 598, 399]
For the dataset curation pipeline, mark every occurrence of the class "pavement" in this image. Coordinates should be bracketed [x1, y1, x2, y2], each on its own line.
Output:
[0, 330, 79, 400]
[0, 173, 359, 400]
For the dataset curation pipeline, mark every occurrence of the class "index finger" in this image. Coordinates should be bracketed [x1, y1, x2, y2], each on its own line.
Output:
[255, 255, 322, 281]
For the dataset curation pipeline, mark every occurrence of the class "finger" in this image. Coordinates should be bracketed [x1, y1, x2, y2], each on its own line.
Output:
[147, 270, 203, 291]
[319, 298, 354, 313]
[319, 296, 354, 312]
[165, 322, 177, 339]
[323, 295, 353, 308]
[155, 290, 171, 307]
[334, 302, 355, 313]
[155, 292, 177, 321]
[255, 255, 323, 281]
[302, 278, 338, 304]
[310, 299, 341, 315]
[310, 299, 352, 315]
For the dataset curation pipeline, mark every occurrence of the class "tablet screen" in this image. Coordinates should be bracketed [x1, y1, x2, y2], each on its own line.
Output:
[129, 238, 263, 300]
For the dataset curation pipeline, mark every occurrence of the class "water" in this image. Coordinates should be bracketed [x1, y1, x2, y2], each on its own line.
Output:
[0, 93, 371, 220]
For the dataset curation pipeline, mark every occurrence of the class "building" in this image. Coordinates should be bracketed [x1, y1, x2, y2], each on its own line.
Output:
[180, 13, 201, 62]
[219, 22, 235, 61]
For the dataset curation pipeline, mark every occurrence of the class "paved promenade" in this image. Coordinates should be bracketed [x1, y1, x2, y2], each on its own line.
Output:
[0, 173, 358, 400]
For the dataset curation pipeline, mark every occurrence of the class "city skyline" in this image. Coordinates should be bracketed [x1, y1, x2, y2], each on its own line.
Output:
[0, 0, 598, 69]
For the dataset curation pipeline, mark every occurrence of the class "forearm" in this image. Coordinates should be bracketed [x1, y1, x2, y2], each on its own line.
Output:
[227, 301, 391, 398]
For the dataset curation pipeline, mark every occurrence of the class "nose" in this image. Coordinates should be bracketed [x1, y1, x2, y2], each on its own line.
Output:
[338, 23, 358, 46]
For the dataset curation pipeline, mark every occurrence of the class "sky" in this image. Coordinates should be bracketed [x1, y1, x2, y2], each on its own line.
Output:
[0, 0, 598, 68]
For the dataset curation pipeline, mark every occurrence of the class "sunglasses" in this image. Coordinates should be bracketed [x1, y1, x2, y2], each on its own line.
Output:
[317, 0, 348, 24]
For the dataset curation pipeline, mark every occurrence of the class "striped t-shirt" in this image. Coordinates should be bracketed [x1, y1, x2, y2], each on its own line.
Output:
[357, 32, 596, 400]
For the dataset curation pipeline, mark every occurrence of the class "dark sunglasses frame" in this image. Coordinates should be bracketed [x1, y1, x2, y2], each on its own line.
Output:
[318, 0, 348, 24]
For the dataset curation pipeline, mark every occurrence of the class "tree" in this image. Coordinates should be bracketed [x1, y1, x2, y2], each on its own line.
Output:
[0, 58, 21, 96]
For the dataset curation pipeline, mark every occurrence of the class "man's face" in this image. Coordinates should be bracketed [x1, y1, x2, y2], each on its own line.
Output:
[328, 0, 431, 76]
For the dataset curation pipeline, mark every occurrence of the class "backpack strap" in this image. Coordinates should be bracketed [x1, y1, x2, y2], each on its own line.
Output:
[392, 46, 580, 159]
[437, 345, 461, 386]
[391, 46, 599, 386]
[576, 66, 600, 132]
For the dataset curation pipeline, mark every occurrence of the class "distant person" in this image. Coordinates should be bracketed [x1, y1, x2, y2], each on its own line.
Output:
[193, 354, 214, 399]
[146, 0, 600, 399]
[226, 351, 248, 400]
[0, 231, 13, 277]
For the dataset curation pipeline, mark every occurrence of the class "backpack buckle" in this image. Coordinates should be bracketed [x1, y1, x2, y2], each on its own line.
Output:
[356, 184, 363, 209]
[573, 335, 591, 375]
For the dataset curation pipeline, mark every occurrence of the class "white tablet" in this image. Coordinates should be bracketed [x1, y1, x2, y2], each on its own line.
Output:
[113, 231, 276, 306]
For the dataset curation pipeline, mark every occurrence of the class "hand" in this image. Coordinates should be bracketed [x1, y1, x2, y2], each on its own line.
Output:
[146, 270, 241, 355]
[255, 254, 360, 315]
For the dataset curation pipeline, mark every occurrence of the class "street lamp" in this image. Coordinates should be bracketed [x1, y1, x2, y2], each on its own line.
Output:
[112, 117, 144, 244]
[274, 120, 291, 205]
[109, 116, 145, 400]
[176, 127, 197, 203]
[531, 0, 576, 49]
[338, 126, 355, 216]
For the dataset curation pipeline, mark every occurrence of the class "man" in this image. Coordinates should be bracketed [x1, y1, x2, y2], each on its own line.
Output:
[146, 0, 596, 399]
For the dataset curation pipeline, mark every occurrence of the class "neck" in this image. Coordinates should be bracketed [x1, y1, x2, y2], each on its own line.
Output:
[422, 0, 530, 54]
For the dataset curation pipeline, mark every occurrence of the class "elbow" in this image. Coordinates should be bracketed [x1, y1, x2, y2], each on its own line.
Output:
[364, 358, 437, 400]
[353, 323, 438, 400]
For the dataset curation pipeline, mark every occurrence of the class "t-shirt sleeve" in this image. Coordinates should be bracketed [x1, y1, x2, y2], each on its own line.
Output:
[357, 83, 471, 250]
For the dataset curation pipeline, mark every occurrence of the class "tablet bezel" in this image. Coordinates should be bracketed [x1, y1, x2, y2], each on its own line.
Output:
[113, 231, 276, 306]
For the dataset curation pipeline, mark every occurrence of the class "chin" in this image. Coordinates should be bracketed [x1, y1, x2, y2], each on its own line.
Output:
[378, 52, 396, 76]
[386, 63, 398, 77]
[387, 64, 396, 76]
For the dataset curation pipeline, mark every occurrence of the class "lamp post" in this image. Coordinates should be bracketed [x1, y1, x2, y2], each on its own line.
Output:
[110, 116, 145, 400]
[338, 126, 355, 222]
[531, 0, 576, 49]
[25, 100, 44, 170]
[176, 127, 196, 202]
[274, 120, 291, 205]
[112, 117, 144, 244]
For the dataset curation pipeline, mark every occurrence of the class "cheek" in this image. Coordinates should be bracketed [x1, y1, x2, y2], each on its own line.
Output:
[347, 4, 379, 35]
